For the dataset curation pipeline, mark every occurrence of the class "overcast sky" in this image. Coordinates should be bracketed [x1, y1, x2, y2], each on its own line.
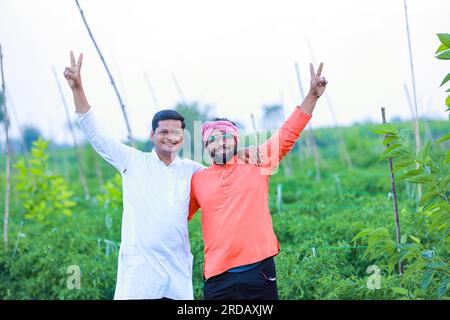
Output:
[0, 0, 449, 144]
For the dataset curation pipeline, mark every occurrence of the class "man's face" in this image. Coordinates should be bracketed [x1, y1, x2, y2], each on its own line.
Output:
[206, 129, 237, 165]
[150, 120, 184, 156]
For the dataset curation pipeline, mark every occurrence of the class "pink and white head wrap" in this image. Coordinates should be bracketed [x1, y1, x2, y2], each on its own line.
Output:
[201, 120, 240, 143]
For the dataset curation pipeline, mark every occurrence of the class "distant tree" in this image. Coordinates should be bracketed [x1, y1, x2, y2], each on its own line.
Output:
[261, 104, 284, 129]
[23, 125, 42, 151]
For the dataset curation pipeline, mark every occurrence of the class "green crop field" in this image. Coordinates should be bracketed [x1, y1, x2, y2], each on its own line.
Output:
[0, 119, 448, 300]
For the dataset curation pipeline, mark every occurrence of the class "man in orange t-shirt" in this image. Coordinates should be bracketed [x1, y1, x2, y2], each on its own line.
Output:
[189, 63, 328, 300]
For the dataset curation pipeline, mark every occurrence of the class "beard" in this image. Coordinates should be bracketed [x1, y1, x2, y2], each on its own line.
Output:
[210, 144, 238, 165]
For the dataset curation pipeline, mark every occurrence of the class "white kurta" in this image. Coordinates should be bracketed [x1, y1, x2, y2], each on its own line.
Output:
[77, 109, 204, 300]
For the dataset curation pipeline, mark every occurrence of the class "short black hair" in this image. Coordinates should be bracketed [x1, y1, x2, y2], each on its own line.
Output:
[211, 117, 236, 125]
[152, 109, 185, 132]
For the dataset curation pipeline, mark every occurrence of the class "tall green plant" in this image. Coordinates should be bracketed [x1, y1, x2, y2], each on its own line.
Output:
[14, 138, 76, 222]
[353, 123, 449, 299]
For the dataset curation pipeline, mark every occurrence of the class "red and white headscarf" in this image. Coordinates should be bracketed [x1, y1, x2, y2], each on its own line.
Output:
[201, 120, 240, 143]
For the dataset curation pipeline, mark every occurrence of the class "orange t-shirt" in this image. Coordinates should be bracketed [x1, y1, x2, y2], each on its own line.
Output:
[189, 106, 312, 279]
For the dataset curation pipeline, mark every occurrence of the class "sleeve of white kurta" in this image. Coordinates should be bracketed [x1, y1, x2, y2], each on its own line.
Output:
[76, 109, 136, 173]
[192, 161, 206, 174]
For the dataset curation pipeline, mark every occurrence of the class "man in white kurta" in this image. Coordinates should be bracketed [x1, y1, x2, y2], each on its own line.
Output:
[77, 110, 204, 299]
[64, 51, 206, 299]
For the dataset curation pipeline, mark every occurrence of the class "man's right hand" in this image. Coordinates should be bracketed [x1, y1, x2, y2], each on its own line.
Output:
[64, 51, 83, 90]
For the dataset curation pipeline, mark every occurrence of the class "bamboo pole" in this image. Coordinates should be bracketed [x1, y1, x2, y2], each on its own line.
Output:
[295, 62, 321, 181]
[250, 114, 259, 145]
[143, 71, 160, 111]
[381, 107, 403, 275]
[305, 37, 353, 170]
[171, 73, 188, 106]
[250, 113, 262, 166]
[4, 90, 29, 166]
[1, 44, 11, 251]
[279, 91, 293, 177]
[403, 0, 420, 152]
[403, 83, 423, 209]
[52, 66, 90, 199]
[74, 0, 136, 147]
[403, 0, 422, 200]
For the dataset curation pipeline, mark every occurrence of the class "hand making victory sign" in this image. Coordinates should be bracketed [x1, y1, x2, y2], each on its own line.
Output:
[64, 51, 83, 90]
[309, 62, 327, 98]
[63, 51, 90, 114]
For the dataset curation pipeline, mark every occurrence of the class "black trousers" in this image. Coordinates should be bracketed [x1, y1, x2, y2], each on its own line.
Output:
[203, 256, 279, 300]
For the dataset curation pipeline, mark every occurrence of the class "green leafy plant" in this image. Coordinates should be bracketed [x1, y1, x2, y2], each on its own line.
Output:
[14, 138, 76, 222]
[353, 124, 449, 299]
[435, 33, 450, 112]
[95, 173, 122, 211]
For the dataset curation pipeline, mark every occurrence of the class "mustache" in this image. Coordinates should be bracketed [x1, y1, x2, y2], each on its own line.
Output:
[162, 138, 182, 144]
[210, 145, 237, 163]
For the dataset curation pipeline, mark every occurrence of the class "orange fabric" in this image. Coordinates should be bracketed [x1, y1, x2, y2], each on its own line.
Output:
[189, 106, 312, 279]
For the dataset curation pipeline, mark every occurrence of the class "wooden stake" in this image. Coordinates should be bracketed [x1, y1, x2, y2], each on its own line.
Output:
[52, 66, 90, 199]
[143, 70, 160, 111]
[171, 73, 188, 106]
[295, 62, 321, 181]
[249, 113, 263, 166]
[4, 90, 29, 166]
[305, 37, 353, 170]
[381, 107, 403, 275]
[1, 44, 11, 251]
[403, 0, 422, 202]
[74, 0, 136, 147]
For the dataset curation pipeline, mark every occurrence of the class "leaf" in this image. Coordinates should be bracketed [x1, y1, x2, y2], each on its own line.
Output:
[406, 174, 433, 184]
[401, 233, 407, 244]
[383, 145, 412, 160]
[441, 73, 450, 87]
[436, 43, 449, 54]
[427, 262, 447, 270]
[352, 229, 372, 242]
[421, 270, 434, 290]
[437, 132, 450, 144]
[417, 140, 432, 163]
[371, 123, 397, 135]
[446, 95, 450, 107]
[380, 143, 401, 159]
[436, 49, 450, 60]
[437, 277, 450, 299]
[383, 135, 398, 146]
[393, 159, 414, 171]
[397, 168, 422, 180]
[409, 235, 421, 243]
[437, 33, 450, 47]
[392, 287, 409, 295]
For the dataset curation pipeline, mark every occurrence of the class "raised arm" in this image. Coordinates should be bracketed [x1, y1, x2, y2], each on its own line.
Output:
[64, 51, 135, 173]
[259, 62, 327, 173]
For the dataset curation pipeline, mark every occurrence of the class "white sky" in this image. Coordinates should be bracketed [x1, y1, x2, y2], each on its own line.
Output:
[0, 0, 449, 144]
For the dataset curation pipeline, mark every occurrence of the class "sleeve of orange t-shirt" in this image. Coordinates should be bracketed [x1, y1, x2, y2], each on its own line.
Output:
[188, 177, 200, 222]
[259, 106, 312, 175]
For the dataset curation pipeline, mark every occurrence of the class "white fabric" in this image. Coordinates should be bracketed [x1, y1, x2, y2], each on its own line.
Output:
[76, 109, 204, 300]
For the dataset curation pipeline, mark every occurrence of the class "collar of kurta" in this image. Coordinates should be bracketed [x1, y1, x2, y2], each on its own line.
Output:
[210, 155, 245, 170]
[150, 149, 181, 167]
